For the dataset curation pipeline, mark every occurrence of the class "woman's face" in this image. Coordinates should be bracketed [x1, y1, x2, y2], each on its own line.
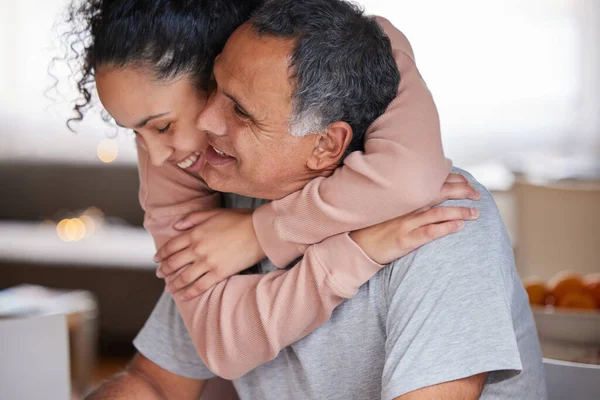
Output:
[95, 66, 208, 174]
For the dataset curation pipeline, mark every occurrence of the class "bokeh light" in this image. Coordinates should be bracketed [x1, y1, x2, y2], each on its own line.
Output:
[56, 218, 87, 242]
[84, 206, 104, 230]
[97, 139, 119, 163]
[56, 219, 70, 241]
[54, 207, 106, 241]
[79, 215, 96, 237]
[84, 206, 104, 218]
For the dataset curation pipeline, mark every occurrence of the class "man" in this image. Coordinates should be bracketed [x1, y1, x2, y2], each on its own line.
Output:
[89, 0, 546, 399]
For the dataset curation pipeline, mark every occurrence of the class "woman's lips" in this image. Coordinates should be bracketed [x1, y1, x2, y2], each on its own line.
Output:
[205, 145, 236, 166]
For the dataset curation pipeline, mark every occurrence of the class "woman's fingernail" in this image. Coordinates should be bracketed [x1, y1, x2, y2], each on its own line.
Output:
[471, 208, 480, 218]
[156, 269, 164, 278]
[456, 220, 465, 229]
[153, 255, 159, 263]
[174, 221, 192, 230]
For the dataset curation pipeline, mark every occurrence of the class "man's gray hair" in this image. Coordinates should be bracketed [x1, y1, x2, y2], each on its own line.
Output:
[250, 0, 400, 154]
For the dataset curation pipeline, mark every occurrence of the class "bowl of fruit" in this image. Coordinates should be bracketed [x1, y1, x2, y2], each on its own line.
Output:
[524, 271, 600, 364]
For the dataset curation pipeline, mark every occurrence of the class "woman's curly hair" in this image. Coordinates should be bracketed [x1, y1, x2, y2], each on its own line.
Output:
[60, 0, 262, 129]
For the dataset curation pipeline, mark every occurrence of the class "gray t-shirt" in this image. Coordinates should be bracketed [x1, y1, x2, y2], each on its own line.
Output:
[134, 169, 546, 399]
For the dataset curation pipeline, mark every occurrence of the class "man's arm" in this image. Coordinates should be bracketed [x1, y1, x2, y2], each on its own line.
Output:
[381, 172, 524, 400]
[394, 373, 487, 400]
[86, 354, 206, 400]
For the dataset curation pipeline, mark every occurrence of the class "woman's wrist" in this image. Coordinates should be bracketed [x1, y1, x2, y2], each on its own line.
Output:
[248, 211, 266, 261]
[252, 203, 303, 268]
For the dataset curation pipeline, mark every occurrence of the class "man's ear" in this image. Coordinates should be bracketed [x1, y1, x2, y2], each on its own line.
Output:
[306, 121, 353, 171]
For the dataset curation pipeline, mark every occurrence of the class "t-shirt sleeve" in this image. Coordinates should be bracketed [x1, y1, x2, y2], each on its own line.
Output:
[381, 175, 522, 400]
[133, 292, 217, 380]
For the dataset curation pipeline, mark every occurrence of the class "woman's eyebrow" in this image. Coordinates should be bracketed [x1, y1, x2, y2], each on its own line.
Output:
[133, 112, 172, 128]
[115, 112, 171, 129]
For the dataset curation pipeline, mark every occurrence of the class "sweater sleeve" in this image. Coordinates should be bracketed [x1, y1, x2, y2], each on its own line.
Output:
[174, 233, 383, 380]
[138, 139, 384, 380]
[253, 16, 452, 268]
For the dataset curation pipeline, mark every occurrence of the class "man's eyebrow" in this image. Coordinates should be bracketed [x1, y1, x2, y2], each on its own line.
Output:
[115, 112, 171, 129]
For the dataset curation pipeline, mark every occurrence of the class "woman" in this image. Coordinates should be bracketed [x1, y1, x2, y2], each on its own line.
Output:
[64, 0, 479, 380]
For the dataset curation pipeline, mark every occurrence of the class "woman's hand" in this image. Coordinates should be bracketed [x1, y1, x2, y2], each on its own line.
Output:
[350, 173, 481, 265]
[154, 209, 265, 301]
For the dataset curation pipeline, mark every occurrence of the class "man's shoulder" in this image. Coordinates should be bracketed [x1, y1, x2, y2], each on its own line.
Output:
[377, 169, 544, 400]
[432, 168, 509, 252]
[448, 167, 509, 238]
[384, 168, 516, 300]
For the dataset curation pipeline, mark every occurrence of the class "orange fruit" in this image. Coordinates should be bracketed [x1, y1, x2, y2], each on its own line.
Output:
[523, 277, 548, 306]
[548, 271, 586, 303]
[556, 291, 597, 310]
[583, 273, 600, 308]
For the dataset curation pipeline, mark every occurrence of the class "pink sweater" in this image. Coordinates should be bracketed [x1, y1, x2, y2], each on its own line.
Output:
[138, 17, 451, 380]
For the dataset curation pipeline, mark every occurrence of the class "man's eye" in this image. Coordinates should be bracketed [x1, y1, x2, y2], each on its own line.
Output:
[157, 123, 172, 134]
[233, 105, 250, 119]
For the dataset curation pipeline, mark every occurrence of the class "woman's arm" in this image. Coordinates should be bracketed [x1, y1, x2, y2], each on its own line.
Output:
[172, 203, 478, 380]
[140, 141, 477, 379]
[253, 17, 452, 268]
[173, 233, 375, 380]
[154, 18, 451, 283]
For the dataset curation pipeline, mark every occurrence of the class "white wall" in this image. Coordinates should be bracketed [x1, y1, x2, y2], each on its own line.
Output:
[355, 0, 595, 164]
[0, 0, 136, 165]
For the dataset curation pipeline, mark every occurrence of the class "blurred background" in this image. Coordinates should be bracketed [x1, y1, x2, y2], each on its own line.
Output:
[0, 0, 599, 398]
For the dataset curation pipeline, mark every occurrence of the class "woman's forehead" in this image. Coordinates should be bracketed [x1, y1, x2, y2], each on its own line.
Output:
[95, 66, 197, 127]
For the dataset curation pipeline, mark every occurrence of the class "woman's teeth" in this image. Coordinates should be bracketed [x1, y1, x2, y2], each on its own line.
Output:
[177, 152, 201, 169]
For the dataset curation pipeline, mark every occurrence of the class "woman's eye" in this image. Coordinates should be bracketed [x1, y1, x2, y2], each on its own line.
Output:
[157, 123, 172, 134]
[233, 105, 250, 119]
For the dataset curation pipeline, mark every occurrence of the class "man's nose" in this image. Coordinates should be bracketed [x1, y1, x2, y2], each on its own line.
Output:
[144, 136, 173, 167]
[196, 92, 227, 137]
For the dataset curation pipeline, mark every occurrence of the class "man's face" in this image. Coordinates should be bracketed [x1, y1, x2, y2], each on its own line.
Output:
[196, 23, 321, 200]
